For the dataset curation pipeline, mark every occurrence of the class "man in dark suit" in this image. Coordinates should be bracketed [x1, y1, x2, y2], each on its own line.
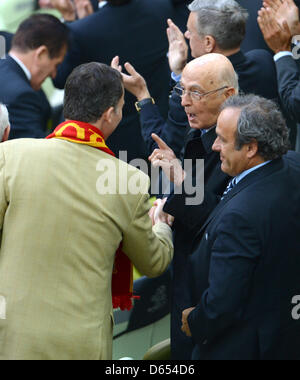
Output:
[181, 94, 300, 360]
[0, 14, 68, 140]
[53, 0, 178, 161]
[131, 0, 293, 158]
[119, 54, 238, 359]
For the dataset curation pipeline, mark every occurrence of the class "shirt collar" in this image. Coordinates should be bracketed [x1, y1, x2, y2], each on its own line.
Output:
[99, 1, 108, 8]
[234, 161, 272, 185]
[9, 53, 31, 81]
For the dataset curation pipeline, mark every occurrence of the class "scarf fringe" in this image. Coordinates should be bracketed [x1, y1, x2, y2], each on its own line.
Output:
[112, 294, 140, 311]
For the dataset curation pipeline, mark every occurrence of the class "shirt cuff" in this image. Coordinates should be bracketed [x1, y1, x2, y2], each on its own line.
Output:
[273, 51, 294, 62]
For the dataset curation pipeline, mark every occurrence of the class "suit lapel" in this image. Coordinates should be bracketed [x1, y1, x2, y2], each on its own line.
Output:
[196, 158, 284, 238]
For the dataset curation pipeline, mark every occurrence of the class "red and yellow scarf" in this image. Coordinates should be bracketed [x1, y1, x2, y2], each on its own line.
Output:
[46, 120, 137, 311]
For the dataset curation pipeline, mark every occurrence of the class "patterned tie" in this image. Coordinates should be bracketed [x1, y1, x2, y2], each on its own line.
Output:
[221, 178, 237, 200]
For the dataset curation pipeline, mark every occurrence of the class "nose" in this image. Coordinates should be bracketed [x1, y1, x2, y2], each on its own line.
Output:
[212, 137, 221, 152]
[181, 92, 192, 107]
[185, 30, 190, 40]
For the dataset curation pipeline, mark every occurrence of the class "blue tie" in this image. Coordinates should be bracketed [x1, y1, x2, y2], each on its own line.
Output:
[221, 178, 237, 200]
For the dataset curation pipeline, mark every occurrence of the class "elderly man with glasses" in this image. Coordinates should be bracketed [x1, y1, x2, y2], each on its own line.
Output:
[113, 53, 238, 359]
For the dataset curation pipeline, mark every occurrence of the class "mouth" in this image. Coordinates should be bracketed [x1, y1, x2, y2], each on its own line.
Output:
[187, 113, 197, 121]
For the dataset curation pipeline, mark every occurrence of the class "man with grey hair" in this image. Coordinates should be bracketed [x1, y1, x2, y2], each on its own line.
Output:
[181, 94, 300, 360]
[0, 104, 10, 142]
[114, 53, 238, 359]
[164, 0, 298, 149]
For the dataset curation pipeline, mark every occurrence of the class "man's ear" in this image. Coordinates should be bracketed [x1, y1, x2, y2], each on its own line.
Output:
[246, 140, 259, 159]
[224, 87, 237, 99]
[2, 125, 10, 142]
[34, 45, 48, 62]
[204, 35, 216, 53]
[102, 107, 115, 124]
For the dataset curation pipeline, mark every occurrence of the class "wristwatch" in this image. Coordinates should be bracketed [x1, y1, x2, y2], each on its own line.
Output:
[135, 97, 155, 112]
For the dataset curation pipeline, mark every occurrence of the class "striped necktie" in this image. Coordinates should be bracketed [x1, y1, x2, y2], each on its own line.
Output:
[221, 178, 237, 200]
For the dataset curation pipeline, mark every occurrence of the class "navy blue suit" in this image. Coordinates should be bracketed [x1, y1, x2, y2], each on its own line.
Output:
[54, 0, 177, 161]
[188, 153, 300, 360]
[138, 47, 283, 359]
[163, 128, 229, 359]
[0, 56, 51, 139]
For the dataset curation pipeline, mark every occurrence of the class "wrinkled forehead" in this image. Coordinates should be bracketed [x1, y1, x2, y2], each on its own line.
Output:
[181, 63, 220, 91]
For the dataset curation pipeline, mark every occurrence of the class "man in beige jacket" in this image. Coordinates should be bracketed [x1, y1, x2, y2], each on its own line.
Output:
[0, 62, 173, 360]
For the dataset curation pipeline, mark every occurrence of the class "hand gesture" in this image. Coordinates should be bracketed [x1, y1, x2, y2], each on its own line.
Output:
[167, 19, 188, 75]
[111, 56, 151, 101]
[149, 198, 174, 227]
[263, 0, 300, 36]
[74, 0, 94, 19]
[50, 0, 76, 21]
[149, 134, 185, 186]
[258, 7, 293, 54]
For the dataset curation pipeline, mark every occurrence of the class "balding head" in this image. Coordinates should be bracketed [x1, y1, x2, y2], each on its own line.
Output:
[0, 104, 10, 142]
[178, 54, 238, 130]
[183, 54, 239, 93]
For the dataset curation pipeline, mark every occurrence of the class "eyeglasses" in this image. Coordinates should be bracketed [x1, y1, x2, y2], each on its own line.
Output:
[173, 85, 229, 101]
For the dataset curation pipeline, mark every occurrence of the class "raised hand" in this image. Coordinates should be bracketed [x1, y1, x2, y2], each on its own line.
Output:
[257, 8, 292, 53]
[258, 7, 293, 53]
[74, 0, 94, 19]
[149, 134, 185, 186]
[262, 0, 300, 36]
[167, 18, 188, 75]
[50, 0, 76, 21]
[111, 56, 151, 101]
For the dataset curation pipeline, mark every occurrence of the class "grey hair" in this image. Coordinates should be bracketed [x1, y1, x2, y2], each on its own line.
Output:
[0, 104, 9, 141]
[188, 0, 249, 50]
[221, 95, 290, 160]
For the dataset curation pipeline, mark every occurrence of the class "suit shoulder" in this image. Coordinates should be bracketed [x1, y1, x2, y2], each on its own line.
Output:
[245, 49, 274, 63]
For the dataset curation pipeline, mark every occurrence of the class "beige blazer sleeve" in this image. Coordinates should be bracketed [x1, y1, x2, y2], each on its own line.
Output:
[0, 147, 7, 233]
[122, 180, 174, 278]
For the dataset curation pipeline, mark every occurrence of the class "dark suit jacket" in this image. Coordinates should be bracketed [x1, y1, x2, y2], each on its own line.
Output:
[187, 152, 300, 360]
[54, 0, 177, 161]
[0, 31, 13, 54]
[275, 55, 300, 124]
[0, 56, 51, 139]
[163, 128, 229, 360]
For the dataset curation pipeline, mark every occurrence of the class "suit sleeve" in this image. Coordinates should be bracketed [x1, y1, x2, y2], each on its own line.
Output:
[275, 55, 300, 122]
[139, 90, 188, 157]
[122, 177, 174, 278]
[9, 91, 49, 139]
[188, 210, 261, 345]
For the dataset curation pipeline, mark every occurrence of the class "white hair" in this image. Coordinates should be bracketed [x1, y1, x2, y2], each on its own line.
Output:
[0, 104, 9, 141]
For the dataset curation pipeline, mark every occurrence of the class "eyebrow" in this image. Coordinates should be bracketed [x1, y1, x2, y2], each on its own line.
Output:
[180, 82, 205, 92]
